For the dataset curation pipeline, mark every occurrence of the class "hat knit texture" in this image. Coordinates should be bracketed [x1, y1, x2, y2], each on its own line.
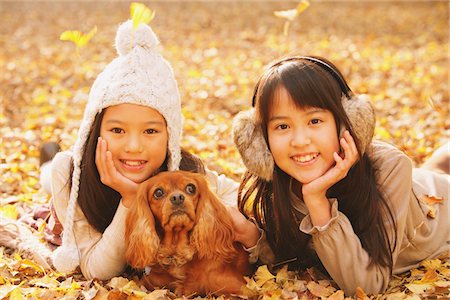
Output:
[52, 20, 182, 273]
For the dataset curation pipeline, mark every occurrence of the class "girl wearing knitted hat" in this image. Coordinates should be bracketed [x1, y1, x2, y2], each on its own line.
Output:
[232, 56, 450, 295]
[50, 20, 243, 280]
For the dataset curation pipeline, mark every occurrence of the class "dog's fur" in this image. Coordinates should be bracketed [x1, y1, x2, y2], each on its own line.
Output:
[125, 171, 252, 296]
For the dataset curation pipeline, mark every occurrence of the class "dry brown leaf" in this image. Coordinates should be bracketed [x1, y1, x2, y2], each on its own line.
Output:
[306, 281, 333, 298]
[355, 287, 369, 300]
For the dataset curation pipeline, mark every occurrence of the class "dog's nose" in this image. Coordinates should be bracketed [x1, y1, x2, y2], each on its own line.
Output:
[170, 193, 185, 205]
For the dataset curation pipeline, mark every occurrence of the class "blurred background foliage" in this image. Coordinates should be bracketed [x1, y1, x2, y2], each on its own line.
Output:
[0, 1, 448, 186]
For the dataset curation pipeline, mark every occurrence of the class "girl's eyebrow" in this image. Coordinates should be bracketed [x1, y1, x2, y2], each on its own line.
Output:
[269, 107, 326, 121]
[269, 115, 289, 122]
[305, 107, 326, 114]
[104, 119, 165, 125]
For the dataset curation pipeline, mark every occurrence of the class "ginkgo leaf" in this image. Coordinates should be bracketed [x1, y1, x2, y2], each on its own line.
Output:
[307, 281, 333, 297]
[275, 265, 290, 283]
[254, 265, 276, 287]
[419, 269, 439, 283]
[422, 259, 442, 270]
[0, 204, 19, 220]
[420, 194, 444, 205]
[327, 290, 345, 300]
[405, 283, 433, 294]
[419, 196, 443, 219]
[355, 287, 369, 300]
[130, 2, 155, 30]
[60, 26, 97, 48]
[274, 0, 310, 21]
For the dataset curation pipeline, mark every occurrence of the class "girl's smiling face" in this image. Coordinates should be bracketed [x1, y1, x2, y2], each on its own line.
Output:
[267, 86, 340, 184]
[100, 103, 168, 183]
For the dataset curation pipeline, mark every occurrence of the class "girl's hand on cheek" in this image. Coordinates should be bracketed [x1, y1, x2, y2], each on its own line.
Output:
[301, 131, 358, 226]
[95, 137, 138, 207]
[303, 130, 358, 199]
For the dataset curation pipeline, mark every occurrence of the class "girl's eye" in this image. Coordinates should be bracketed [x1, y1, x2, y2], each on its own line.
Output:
[185, 183, 196, 195]
[276, 124, 289, 130]
[309, 119, 322, 125]
[144, 129, 157, 134]
[111, 128, 124, 134]
[153, 188, 165, 199]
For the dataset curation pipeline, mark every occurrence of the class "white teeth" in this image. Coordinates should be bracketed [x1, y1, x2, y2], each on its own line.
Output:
[293, 153, 318, 163]
[122, 160, 145, 166]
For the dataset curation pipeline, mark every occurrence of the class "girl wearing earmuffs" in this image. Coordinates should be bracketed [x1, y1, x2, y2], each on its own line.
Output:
[231, 56, 450, 295]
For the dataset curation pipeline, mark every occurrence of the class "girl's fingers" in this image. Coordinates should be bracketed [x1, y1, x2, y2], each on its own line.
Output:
[340, 131, 358, 164]
[97, 137, 112, 184]
[345, 131, 358, 155]
[95, 137, 101, 165]
[105, 150, 117, 177]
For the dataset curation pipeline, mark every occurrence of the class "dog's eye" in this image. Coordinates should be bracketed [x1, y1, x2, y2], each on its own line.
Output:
[153, 188, 165, 199]
[185, 183, 196, 195]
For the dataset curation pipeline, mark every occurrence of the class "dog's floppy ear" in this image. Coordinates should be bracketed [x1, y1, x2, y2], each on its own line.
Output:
[190, 174, 236, 261]
[125, 180, 160, 268]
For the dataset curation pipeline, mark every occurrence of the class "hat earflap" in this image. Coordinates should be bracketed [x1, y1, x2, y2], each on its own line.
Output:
[232, 95, 375, 181]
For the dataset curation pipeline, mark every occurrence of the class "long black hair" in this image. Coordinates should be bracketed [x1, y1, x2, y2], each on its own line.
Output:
[238, 56, 397, 272]
[70, 110, 205, 232]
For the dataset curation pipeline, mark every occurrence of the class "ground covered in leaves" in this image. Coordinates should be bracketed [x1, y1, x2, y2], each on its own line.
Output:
[0, 1, 449, 299]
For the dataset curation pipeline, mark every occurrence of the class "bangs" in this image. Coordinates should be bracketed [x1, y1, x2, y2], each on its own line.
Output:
[278, 61, 342, 111]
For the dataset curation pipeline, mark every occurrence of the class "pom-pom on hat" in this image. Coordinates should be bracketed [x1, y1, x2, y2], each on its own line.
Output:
[52, 20, 182, 273]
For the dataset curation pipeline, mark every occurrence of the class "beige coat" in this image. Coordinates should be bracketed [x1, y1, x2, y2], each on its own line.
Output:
[251, 141, 450, 295]
[52, 151, 239, 280]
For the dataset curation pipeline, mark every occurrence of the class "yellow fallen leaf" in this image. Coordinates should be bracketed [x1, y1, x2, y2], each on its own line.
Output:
[419, 269, 439, 283]
[60, 26, 97, 48]
[420, 194, 444, 205]
[306, 281, 333, 298]
[327, 290, 345, 300]
[0, 284, 20, 299]
[143, 289, 169, 300]
[274, 0, 310, 21]
[275, 265, 290, 283]
[8, 288, 23, 300]
[130, 2, 155, 30]
[0, 204, 19, 220]
[355, 287, 369, 300]
[254, 265, 276, 287]
[405, 283, 433, 294]
[422, 259, 442, 270]
[14, 254, 44, 274]
[386, 292, 406, 300]
[419, 196, 443, 219]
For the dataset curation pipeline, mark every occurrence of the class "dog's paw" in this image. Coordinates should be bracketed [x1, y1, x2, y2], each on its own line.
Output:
[157, 246, 176, 267]
[173, 245, 195, 266]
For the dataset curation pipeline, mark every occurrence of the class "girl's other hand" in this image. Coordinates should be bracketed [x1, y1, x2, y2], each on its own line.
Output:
[227, 206, 261, 249]
[95, 137, 139, 207]
[303, 130, 358, 198]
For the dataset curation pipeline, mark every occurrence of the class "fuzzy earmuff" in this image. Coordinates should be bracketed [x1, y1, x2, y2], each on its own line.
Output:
[232, 94, 376, 181]
[232, 108, 274, 181]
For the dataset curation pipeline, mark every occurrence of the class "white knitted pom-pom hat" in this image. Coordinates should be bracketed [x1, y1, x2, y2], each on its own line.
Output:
[52, 20, 182, 273]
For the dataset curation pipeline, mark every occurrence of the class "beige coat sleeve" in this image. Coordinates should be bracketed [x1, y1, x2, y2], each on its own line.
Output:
[299, 141, 413, 295]
[51, 151, 129, 280]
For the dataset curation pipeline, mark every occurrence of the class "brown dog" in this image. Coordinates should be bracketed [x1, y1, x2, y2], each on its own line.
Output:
[125, 170, 252, 296]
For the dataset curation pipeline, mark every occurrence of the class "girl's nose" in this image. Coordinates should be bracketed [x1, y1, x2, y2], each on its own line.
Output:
[290, 129, 311, 147]
[124, 135, 144, 153]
